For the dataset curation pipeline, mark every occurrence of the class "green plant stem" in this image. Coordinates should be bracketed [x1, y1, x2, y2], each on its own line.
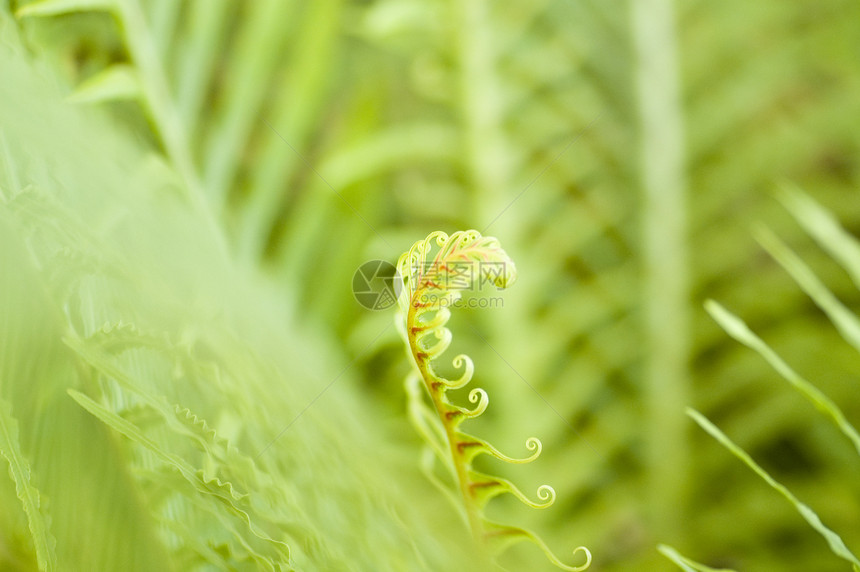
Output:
[631, 0, 689, 538]
[454, 0, 509, 224]
[406, 302, 488, 559]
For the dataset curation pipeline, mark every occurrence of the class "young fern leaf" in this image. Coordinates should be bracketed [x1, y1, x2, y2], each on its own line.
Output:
[395, 230, 592, 571]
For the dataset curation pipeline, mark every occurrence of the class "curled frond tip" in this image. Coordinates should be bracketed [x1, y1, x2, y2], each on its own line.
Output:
[394, 230, 590, 570]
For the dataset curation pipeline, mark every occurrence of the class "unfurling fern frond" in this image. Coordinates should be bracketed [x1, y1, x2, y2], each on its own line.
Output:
[394, 230, 591, 571]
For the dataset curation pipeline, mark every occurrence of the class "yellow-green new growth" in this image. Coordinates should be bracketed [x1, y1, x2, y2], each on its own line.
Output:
[395, 230, 591, 571]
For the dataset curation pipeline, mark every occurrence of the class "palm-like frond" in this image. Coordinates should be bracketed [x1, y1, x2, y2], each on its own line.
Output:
[0, 12, 480, 570]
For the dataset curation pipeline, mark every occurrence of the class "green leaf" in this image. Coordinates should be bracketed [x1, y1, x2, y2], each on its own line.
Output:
[68, 65, 140, 104]
[755, 225, 860, 355]
[688, 408, 860, 569]
[15, 0, 112, 17]
[704, 300, 860, 456]
[482, 521, 592, 572]
[777, 184, 860, 290]
[67, 389, 292, 570]
[0, 397, 57, 572]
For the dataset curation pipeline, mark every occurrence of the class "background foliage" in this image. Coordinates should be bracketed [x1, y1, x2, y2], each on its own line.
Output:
[1, 0, 859, 570]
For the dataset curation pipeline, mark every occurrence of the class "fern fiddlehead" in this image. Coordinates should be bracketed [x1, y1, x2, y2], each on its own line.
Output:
[395, 230, 591, 571]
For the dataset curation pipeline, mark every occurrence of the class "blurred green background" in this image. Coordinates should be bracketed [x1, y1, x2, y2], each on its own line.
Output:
[1, 0, 859, 570]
